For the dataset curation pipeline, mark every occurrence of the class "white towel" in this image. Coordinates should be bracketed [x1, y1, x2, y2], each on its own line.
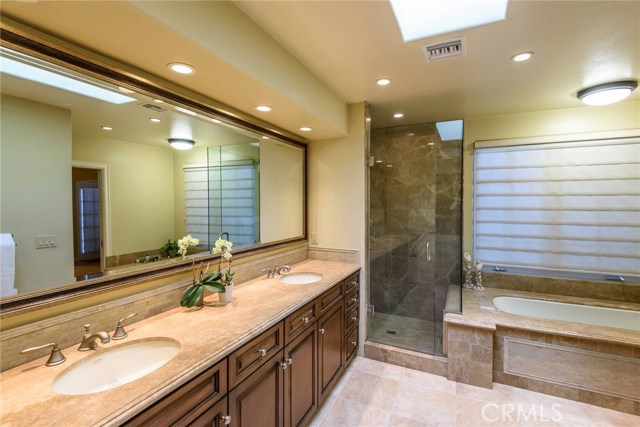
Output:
[1, 233, 17, 297]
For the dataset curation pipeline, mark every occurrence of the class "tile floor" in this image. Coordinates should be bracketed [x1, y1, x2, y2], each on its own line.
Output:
[368, 313, 443, 355]
[310, 357, 640, 427]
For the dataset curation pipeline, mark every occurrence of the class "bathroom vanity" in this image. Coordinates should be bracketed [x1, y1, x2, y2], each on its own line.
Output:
[0, 260, 360, 427]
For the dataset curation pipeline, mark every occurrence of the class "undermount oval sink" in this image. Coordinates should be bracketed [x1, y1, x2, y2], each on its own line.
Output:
[280, 273, 323, 285]
[52, 338, 180, 395]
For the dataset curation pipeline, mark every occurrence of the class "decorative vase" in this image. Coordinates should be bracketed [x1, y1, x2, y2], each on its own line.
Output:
[219, 283, 233, 304]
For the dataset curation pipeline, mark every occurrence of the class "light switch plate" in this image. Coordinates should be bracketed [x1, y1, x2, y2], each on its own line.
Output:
[35, 234, 56, 249]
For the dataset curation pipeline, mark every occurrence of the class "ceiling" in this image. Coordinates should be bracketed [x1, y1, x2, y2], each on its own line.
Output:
[1, 0, 638, 139]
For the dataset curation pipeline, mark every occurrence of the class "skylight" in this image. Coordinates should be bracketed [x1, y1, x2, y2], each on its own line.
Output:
[436, 120, 463, 141]
[390, 0, 509, 42]
[0, 55, 136, 105]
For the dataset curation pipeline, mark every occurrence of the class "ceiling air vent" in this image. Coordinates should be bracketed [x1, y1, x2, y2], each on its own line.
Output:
[423, 37, 466, 61]
[141, 103, 165, 112]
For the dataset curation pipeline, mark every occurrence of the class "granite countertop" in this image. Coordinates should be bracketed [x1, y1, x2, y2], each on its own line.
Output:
[0, 259, 360, 427]
[445, 287, 640, 347]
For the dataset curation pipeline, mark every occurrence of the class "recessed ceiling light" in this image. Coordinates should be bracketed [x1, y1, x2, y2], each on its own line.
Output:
[428, 142, 435, 146]
[154, 99, 164, 103]
[210, 118, 222, 123]
[408, 132, 415, 136]
[262, 136, 270, 140]
[376, 78, 391, 86]
[118, 86, 135, 94]
[149, 118, 161, 123]
[168, 138, 195, 150]
[167, 62, 195, 75]
[393, 113, 404, 118]
[577, 80, 638, 106]
[101, 126, 113, 131]
[512, 52, 534, 62]
[255, 105, 272, 112]
[375, 160, 383, 163]
[176, 106, 197, 116]
[386, 164, 394, 168]
[299, 127, 313, 132]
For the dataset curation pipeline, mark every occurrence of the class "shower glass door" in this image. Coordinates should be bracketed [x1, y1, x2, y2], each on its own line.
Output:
[368, 121, 462, 355]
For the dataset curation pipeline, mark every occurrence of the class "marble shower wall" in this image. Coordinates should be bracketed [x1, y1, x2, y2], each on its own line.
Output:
[370, 123, 462, 329]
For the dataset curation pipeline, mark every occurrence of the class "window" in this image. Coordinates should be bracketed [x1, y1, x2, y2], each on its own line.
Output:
[76, 180, 100, 257]
[473, 133, 640, 283]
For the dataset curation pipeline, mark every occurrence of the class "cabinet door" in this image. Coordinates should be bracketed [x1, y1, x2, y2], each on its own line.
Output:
[229, 351, 285, 427]
[284, 324, 318, 427]
[317, 300, 344, 404]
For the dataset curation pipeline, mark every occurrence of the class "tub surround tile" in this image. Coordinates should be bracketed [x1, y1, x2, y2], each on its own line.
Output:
[0, 259, 359, 427]
[363, 341, 448, 377]
[447, 323, 493, 389]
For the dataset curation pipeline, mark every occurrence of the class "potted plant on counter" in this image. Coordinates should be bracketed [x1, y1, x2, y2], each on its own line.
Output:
[162, 239, 179, 258]
[212, 238, 235, 304]
[180, 262, 225, 309]
[177, 234, 199, 260]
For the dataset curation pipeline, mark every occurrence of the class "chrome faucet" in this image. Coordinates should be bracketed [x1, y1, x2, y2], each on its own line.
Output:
[78, 324, 110, 351]
[276, 261, 292, 275]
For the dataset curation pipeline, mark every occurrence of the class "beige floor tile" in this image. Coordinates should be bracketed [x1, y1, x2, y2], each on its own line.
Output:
[579, 402, 640, 427]
[321, 397, 391, 427]
[392, 384, 456, 427]
[356, 356, 407, 381]
[340, 370, 401, 411]
[455, 382, 514, 404]
[388, 414, 433, 427]
[402, 368, 456, 395]
[455, 396, 576, 427]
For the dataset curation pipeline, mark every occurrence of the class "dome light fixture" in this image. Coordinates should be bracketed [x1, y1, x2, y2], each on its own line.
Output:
[168, 138, 195, 150]
[255, 105, 273, 112]
[376, 78, 391, 86]
[511, 52, 534, 62]
[167, 62, 195, 75]
[299, 127, 313, 132]
[577, 80, 637, 106]
[393, 113, 404, 118]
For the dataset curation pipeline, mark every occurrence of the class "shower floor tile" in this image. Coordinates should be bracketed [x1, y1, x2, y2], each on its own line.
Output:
[368, 312, 442, 355]
[310, 357, 640, 427]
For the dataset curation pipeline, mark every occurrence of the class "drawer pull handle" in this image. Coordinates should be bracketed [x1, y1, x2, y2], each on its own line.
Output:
[351, 317, 357, 321]
[351, 341, 357, 346]
[350, 280, 357, 286]
[220, 415, 231, 425]
[257, 348, 267, 357]
[319, 328, 325, 335]
[351, 297, 358, 303]
[302, 317, 309, 324]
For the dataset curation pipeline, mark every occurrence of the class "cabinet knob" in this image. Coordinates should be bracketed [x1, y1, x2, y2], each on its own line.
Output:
[351, 341, 357, 346]
[351, 317, 357, 322]
[302, 317, 309, 324]
[220, 415, 231, 425]
[280, 358, 292, 370]
[351, 297, 358, 303]
[350, 280, 357, 286]
[257, 348, 267, 357]
[319, 328, 325, 335]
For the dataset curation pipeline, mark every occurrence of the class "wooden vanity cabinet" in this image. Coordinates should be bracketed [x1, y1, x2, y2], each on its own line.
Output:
[229, 322, 284, 389]
[317, 297, 344, 404]
[284, 321, 318, 427]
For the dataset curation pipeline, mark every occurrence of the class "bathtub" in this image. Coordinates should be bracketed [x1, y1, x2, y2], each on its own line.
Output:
[493, 296, 640, 331]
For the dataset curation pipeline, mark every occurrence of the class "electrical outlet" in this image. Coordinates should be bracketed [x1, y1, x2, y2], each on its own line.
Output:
[310, 232, 318, 245]
[35, 234, 56, 249]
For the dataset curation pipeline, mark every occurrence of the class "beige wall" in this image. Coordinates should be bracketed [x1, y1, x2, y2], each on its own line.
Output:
[73, 135, 175, 255]
[462, 100, 640, 254]
[308, 102, 366, 262]
[260, 140, 304, 243]
[0, 95, 75, 293]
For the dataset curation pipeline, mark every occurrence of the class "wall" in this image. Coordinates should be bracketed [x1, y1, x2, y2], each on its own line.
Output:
[462, 100, 640, 254]
[0, 95, 75, 293]
[72, 135, 175, 256]
[260, 139, 304, 243]
[308, 102, 366, 261]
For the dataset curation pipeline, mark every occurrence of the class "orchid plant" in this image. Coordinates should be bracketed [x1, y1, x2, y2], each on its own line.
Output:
[212, 238, 235, 286]
[177, 234, 199, 259]
[180, 261, 225, 308]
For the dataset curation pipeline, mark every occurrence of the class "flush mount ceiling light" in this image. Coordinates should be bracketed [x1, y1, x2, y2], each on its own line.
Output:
[167, 62, 195, 75]
[299, 127, 313, 132]
[376, 78, 391, 86]
[255, 105, 273, 112]
[512, 51, 534, 62]
[390, 0, 509, 41]
[149, 118, 162, 123]
[101, 126, 113, 131]
[168, 138, 195, 150]
[393, 113, 404, 118]
[577, 80, 638, 106]
[262, 136, 270, 140]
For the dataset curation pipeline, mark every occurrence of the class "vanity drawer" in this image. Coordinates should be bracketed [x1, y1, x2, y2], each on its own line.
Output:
[123, 359, 227, 427]
[229, 322, 284, 389]
[285, 299, 319, 344]
[318, 284, 344, 316]
[344, 305, 359, 334]
[345, 288, 359, 312]
[344, 272, 359, 293]
[345, 327, 359, 366]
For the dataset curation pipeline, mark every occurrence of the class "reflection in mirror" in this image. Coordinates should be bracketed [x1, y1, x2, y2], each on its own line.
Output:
[0, 46, 305, 298]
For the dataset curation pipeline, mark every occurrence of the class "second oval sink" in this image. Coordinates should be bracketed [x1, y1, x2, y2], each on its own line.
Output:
[52, 338, 180, 395]
[280, 273, 323, 285]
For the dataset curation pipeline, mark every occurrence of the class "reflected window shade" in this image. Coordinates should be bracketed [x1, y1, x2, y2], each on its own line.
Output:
[184, 162, 257, 248]
[78, 185, 100, 255]
[473, 136, 640, 283]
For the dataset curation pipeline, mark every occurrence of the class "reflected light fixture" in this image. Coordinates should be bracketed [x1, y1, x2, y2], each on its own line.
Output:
[101, 126, 113, 131]
[376, 78, 391, 86]
[393, 113, 404, 118]
[255, 105, 272, 112]
[167, 62, 195, 74]
[299, 127, 313, 132]
[168, 138, 195, 150]
[511, 52, 534, 62]
[577, 80, 638, 106]
[149, 118, 162, 123]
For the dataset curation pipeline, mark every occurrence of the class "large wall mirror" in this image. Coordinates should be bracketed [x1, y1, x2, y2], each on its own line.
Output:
[0, 26, 306, 309]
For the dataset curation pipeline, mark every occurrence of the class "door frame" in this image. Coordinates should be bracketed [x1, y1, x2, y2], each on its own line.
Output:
[72, 161, 111, 273]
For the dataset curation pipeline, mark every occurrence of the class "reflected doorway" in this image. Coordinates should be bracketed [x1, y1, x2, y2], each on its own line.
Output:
[72, 166, 105, 280]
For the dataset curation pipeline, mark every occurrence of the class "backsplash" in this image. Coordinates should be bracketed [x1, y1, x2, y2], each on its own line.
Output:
[0, 246, 309, 371]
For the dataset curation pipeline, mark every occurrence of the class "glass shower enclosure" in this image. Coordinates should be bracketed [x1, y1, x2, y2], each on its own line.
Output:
[368, 120, 463, 355]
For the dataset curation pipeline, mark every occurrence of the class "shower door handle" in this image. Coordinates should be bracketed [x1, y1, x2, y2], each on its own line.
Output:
[426, 242, 431, 262]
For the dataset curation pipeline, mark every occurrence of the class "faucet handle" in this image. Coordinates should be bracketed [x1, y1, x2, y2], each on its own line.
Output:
[20, 342, 66, 367]
[83, 324, 92, 334]
[112, 312, 138, 340]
